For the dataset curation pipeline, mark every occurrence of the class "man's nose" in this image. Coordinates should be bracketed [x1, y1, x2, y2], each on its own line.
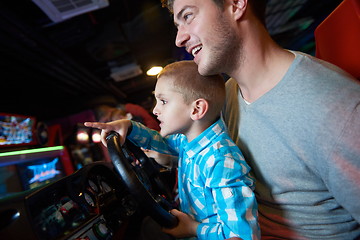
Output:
[175, 25, 190, 48]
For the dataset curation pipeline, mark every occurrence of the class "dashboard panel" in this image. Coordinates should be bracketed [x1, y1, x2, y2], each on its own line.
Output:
[0, 162, 140, 240]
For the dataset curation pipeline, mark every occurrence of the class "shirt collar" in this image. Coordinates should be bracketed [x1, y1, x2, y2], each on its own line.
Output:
[183, 118, 226, 157]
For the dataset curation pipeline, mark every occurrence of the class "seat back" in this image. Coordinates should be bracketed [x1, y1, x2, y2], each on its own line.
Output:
[314, 0, 360, 79]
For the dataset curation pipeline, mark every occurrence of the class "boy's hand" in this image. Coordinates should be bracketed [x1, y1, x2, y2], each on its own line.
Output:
[84, 119, 131, 146]
[141, 148, 177, 169]
[162, 209, 199, 238]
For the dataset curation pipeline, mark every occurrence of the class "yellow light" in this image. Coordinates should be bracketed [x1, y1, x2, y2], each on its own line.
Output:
[146, 66, 163, 76]
[92, 130, 101, 143]
[77, 130, 89, 143]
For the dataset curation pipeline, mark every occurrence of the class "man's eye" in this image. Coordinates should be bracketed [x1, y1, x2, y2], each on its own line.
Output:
[161, 100, 167, 104]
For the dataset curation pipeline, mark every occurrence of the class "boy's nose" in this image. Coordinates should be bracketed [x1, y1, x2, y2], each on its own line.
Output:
[152, 105, 159, 116]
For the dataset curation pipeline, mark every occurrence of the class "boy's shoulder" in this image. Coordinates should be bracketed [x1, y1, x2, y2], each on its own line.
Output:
[207, 131, 244, 157]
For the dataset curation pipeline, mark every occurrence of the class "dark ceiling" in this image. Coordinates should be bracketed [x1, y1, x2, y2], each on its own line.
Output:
[0, 0, 342, 121]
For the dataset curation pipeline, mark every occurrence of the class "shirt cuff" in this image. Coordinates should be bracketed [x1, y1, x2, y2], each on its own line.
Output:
[196, 223, 207, 240]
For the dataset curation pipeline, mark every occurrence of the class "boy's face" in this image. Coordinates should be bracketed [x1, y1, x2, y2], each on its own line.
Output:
[153, 76, 194, 137]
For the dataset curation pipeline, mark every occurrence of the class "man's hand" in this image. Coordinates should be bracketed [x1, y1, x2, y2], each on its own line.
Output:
[162, 209, 199, 238]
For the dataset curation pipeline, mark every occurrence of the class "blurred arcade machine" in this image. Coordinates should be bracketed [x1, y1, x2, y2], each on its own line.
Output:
[46, 109, 111, 170]
[0, 112, 74, 199]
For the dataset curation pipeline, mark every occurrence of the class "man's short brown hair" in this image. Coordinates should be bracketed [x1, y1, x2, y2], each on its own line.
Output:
[160, 0, 267, 26]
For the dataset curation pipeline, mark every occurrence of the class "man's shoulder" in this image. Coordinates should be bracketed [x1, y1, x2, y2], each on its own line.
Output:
[293, 51, 358, 82]
[286, 51, 360, 101]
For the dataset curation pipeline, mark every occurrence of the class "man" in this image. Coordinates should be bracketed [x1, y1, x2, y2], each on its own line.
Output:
[161, 0, 360, 239]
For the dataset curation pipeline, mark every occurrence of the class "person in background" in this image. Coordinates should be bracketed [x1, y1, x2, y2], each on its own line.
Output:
[85, 60, 260, 240]
[161, 0, 360, 239]
[92, 96, 160, 131]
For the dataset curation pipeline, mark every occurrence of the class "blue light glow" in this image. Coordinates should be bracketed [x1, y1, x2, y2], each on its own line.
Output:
[28, 158, 61, 183]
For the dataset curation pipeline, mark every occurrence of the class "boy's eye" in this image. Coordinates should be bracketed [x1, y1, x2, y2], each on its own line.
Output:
[184, 13, 192, 21]
[161, 100, 167, 104]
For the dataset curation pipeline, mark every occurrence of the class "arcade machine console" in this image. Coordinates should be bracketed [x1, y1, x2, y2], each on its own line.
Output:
[0, 113, 139, 239]
[0, 113, 177, 240]
[0, 112, 74, 197]
[0, 161, 140, 240]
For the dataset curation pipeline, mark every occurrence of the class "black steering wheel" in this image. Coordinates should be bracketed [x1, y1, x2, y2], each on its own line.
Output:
[106, 131, 178, 228]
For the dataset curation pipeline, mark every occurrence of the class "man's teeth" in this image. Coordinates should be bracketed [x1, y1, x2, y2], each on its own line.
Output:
[192, 46, 202, 56]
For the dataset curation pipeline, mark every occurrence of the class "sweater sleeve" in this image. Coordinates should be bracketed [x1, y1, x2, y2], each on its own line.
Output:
[324, 102, 360, 223]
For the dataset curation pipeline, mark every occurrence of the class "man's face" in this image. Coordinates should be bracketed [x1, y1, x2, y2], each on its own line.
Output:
[173, 0, 240, 76]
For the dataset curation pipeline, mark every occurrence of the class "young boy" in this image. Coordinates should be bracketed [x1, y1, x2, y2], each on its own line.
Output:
[85, 61, 260, 240]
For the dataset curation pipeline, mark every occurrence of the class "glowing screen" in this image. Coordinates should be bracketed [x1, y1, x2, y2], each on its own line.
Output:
[0, 114, 35, 146]
[18, 157, 65, 190]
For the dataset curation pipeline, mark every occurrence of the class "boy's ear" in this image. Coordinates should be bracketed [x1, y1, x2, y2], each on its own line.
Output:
[190, 99, 208, 121]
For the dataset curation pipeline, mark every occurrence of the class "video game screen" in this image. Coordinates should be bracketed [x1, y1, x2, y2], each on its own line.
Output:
[0, 113, 36, 147]
[17, 156, 66, 190]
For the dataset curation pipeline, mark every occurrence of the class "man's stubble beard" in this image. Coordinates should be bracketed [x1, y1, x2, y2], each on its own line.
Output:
[198, 16, 243, 77]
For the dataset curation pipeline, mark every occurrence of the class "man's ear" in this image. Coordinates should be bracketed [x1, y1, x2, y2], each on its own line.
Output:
[228, 0, 248, 21]
[190, 99, 208, 121]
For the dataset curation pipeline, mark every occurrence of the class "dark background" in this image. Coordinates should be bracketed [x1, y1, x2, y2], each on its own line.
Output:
[0, 0, 342, 121]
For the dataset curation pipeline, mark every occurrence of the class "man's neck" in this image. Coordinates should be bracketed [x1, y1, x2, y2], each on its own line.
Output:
[232, 31, 295, 103]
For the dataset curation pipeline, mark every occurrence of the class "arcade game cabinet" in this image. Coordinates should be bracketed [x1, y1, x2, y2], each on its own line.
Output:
[0, 113, 177, 240]
[0, 112, 73, 197]
[45, 109, 111, 170]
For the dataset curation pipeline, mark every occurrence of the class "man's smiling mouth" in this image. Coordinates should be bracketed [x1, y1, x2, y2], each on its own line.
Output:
[192, 45, 202, 56]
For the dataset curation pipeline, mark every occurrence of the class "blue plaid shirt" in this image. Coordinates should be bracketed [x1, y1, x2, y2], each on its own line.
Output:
[128, 118, 260, 240]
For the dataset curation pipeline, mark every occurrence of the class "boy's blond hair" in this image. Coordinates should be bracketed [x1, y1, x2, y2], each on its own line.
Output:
[157, 60, 225, 120]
